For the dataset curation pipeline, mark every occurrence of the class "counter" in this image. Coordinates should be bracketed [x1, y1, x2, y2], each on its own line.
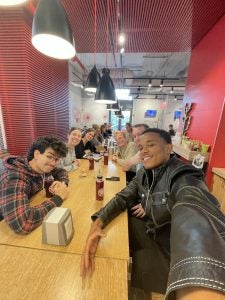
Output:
[172, 143, 210, 162]
[211, 168, 225, 214]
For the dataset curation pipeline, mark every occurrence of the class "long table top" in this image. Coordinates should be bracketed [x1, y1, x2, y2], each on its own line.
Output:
[0, 245, 128, 300]
[0, 159, 129, 260]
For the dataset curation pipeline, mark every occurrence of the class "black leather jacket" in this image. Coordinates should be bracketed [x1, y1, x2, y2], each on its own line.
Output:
[92, 155, 225, 298]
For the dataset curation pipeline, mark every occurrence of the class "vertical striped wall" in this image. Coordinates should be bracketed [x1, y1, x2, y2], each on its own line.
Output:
[0, 8, 69, 155]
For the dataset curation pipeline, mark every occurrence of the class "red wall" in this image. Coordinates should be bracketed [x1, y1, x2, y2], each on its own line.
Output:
[0, 8, 70, 155]
[184, 14, 225, 186]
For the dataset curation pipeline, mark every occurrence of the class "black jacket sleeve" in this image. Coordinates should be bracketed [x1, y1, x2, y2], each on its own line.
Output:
[166, 185, 225, 299]
[91, 177, 139, 227]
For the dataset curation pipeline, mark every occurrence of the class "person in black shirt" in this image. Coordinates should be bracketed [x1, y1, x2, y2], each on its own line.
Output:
[168, 124, 176, 136]
[75, 128, 96, 158]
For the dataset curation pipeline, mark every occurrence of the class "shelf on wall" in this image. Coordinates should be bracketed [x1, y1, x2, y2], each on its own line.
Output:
[172, 143, 210, 162]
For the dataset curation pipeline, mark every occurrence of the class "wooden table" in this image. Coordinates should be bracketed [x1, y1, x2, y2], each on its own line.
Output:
[0, 245, 128, 300]
[0, 159, 129, 260]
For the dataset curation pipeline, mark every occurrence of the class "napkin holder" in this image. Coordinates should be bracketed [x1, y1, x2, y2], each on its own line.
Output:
[42, 207, 74, 246]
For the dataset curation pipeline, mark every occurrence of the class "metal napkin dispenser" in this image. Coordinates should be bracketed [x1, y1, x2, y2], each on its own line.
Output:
[42, 207, 74, 246]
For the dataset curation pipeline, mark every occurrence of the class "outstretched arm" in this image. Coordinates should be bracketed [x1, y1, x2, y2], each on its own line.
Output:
[80, 219, 106, 279]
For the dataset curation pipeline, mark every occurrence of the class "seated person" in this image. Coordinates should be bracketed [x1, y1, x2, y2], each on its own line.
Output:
[0, 136, 69, 234]
[81, 128, 225, 300]
[112, 131, 138, 172]
[92, 125, 104, 146]
[59, 127, 82, 171]
[125, 122, 133, 141]
[122, 123, 149, 173]
[168, 124, 176, 136]
[100, 124, 109, 139]
[106, 122, 112, 136]
[75, 128, 96, 158]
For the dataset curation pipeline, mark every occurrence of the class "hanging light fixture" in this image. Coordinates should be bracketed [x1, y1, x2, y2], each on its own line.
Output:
[106, 100, 120, 111]
[32, 0, 75, 59]
[85, 0, 100, 93]
[0, 0, 28, 5]
[94, 0, 116, 104]
[95, 68, 116, 104]
[85, 65, 101, 93]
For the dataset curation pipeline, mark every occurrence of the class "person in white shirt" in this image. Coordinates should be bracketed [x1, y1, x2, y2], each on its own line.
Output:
[60, 127, 82, 171]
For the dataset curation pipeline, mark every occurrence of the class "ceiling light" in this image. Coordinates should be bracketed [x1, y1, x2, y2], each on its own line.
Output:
[85, 65, 101, 93]
[118, 34, 125, 45]
[115, 89, 131, 100]
[0, 0, 28, 5]
[85, 0, 100, 93]
[32, 0, 76, 59]
[148, 79, 152, 87]
[120, 47, 125, 54]
[174, 95, 177, 101]
[106, 101, 120, 111]
[115, 109, 123, 117]
[170, 87, 174, 94]
[95, 68, 116, 104]
[160, 79, 164, 87]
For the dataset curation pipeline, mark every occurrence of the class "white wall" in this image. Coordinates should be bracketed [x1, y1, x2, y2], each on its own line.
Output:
[69, 85, 109, 128]
[69, 85, 182, 131]
[69, 83, 83, 128]
[132, 96, 182, 130]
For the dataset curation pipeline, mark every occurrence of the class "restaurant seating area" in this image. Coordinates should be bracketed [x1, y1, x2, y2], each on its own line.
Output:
[1, 1, 225, 300]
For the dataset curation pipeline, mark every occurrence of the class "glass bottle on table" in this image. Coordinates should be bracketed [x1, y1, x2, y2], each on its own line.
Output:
[103, 151, 109, 165]
[88, 153, 94, 170]
[96, 175, 104, 201]
[44, 175, 54, 197]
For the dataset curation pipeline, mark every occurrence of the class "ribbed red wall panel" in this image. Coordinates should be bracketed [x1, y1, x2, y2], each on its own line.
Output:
[0, 8, 69, 155]
[183, 14, 225, 187]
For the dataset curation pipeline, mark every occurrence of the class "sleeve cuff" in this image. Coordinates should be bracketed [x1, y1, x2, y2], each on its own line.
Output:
[51, 195, 63, 206]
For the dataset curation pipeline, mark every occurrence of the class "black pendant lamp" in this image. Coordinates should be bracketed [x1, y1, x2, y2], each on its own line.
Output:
[85, 0, 100, 93]
[85, 65, 101, 93]
[115, 109, 123, 117]
[32, 0, 75, 59]
[95, 68, 116, 104]
[106, 100, 120, 111]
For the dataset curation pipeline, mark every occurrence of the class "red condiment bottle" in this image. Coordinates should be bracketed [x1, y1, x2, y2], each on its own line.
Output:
[89, 154, 94, 170]
[96, 175, 104, 201]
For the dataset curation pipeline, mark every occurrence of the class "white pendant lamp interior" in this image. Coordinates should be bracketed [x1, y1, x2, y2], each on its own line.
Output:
[32, 0, 75, 59]
[0, 0, 28, 5]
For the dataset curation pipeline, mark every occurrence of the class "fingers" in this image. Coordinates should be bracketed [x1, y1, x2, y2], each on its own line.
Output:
[131, 204, 141, 210]
[131, 204, 145, 218]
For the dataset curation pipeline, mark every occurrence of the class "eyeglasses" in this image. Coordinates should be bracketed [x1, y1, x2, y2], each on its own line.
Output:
[45, 154, 60, 164]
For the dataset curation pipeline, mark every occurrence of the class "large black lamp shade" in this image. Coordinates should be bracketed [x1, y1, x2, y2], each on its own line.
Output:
[32, 0, 75, 59]
[95, 68, 116, 104]
[85, 65, 101, 93]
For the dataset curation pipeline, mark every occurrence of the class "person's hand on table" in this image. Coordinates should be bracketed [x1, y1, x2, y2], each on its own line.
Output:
[80, 219, 106, 286]
[112, 154, 118, 162]
[131, 203, 146, 218]
[49, 181, 69, 201]
[74, 159, 80, 167]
